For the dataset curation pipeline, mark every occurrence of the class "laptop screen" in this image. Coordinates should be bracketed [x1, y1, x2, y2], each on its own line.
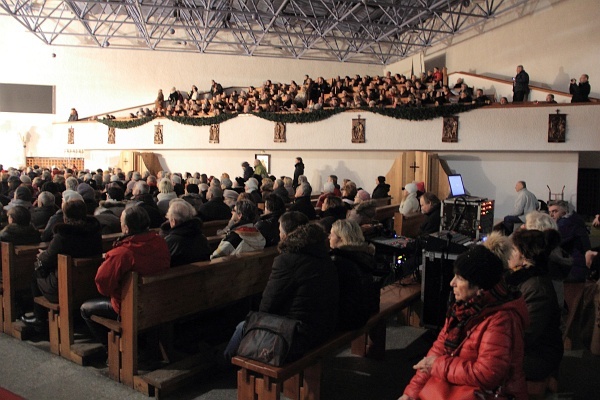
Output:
[448, 174, 466, 197]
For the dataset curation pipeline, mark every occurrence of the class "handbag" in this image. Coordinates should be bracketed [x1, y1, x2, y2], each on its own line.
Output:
[237, 311, 301, 366]
[420, 376, 513, 400]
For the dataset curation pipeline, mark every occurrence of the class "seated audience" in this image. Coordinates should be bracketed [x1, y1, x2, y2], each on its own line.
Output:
[399, 245, 528, 400]
[211, 199, 265, 259]
[418, 192, 441, 235]
[341, 181, 357, 210]
[329, 219, 379, 330]
[244, 177, 262, 205]
[372, 176, 390, 199]
[256, 194, 286, 247]
[347, 197, 377, 226]
[129, 181, 165, 228]
[156, 178, 177, 216]
[289, 183, 317, 220]
[224, 211, 339, 363]
[4, 186, 33, 211]
[30, 191, 57, 229]
[81, 206, 170, 345]
[316, 182, 336, 208]
[398, 183, 419, 216]
[197, 186, 232, 222]
[272, 178, 290, 204]
[260, 177, 274, 201]
[506, 229, 563, 385]
[23, 200, 103, 329]
[0, 205, 41, 245]
[160, 199, 210, 266]
[318, 196, 347, 234]
[223, 189, 239, 209]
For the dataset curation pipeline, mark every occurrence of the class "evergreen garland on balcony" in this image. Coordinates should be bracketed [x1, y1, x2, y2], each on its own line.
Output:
[362, 103, 482, 121]
[95, 103, 483, 129]
[98, 116, 155, 129]
[166, 113, 239, 126]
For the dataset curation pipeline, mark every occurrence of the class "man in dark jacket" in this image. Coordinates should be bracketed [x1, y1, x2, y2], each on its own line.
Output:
[570, 74, 591, 103]
[513, 64, 530, 102]
[371, 176, 390, 199]
[23, 200, 103, 328]
[256, 194, 286, 247]
[197, 186, 232, 222]
[129, 181, 165, 228]
[289, 183, 316, 220]
[160, 199, 210, 266]
[0, 205, 41, 245]
[30, 191, 57, 229]
[292, 157, 304, 189]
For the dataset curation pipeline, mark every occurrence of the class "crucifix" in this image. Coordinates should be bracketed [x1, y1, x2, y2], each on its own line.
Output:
[409, 161, 419, 180]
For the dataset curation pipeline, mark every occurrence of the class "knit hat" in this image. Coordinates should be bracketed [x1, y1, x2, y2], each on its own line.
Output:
[453, 245, 504, 290]
[356, 189, 371, 202]
[20, 175, 31, 184]
[223, 189, 239, 200]
[404, 182, 417, 194]
[77, 182, 96, 201]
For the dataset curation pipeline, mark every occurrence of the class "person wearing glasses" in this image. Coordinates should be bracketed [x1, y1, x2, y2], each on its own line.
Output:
[210, 199, 265, 260]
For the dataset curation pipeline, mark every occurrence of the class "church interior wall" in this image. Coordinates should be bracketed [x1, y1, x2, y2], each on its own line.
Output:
[388, 0, 600, 97]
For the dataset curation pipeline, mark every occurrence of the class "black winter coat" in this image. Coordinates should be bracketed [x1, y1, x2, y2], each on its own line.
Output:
[30, 205, 58, 229]
[36, 218, 103, 302]
[255, 211, 283, 247]
[372, 183, 390, 199]
[293, 162, 304, 188]
[260, 224, 339, 360]
[197, 197, 232, 222]
[506, 268, 563, 381]
[0, 224, 41, 245]
[330, 245, 380, 330]
[289, 196, 316, 220]
[159, 218, 210, 267]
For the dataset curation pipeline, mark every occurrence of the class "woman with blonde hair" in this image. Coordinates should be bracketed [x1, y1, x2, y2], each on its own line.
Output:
[329, 219, 379, 330]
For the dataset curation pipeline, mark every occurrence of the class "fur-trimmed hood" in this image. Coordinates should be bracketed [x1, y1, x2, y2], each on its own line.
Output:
[278, 223, 328, 258]
[354, 200, 377, 218]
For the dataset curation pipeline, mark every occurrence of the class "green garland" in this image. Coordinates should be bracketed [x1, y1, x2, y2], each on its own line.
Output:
[360, 103, 482, 121]
[96, 103, 483, 129]
[254, 108, 347, 124]
[166, 113, 239, 126]
[98, 116, 155, 129]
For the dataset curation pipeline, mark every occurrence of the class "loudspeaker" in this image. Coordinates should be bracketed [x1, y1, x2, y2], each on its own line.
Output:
[421, 251, 462, 329]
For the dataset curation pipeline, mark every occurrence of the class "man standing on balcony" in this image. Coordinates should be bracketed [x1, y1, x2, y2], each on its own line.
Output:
[513, 65, 530, 102]
[570, 74, 591, 103]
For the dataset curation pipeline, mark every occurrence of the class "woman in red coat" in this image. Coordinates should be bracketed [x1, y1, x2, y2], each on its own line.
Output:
[399, 245, 529, 400]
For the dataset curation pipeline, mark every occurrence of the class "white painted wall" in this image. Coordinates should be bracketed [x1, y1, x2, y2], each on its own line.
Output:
[389, 0, 600, 97]
[0, 15, 383, 121]
[438, 152, 579, 216]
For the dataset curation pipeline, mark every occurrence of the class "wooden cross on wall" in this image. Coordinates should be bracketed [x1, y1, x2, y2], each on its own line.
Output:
[409, 161, 419, 180]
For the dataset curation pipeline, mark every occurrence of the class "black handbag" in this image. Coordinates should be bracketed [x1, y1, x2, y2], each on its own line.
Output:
[237, 311, 301, 366]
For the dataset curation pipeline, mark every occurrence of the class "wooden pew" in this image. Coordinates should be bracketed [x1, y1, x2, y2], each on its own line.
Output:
[1, 242, 46, 337]
[394, 212, 426, 238]
[201, 219, 229, 236]
[33, 255, 104, 363]
[91, 246, 279, 397]
[232, 283, 421, 400]
[2, 232, 125, 339]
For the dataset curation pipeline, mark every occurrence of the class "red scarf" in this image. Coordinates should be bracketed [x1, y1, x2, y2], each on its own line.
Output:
[443, 280, 513, 354]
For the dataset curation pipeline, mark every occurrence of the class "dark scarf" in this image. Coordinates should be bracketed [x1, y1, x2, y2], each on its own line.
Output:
[443, 280, 513, 354]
